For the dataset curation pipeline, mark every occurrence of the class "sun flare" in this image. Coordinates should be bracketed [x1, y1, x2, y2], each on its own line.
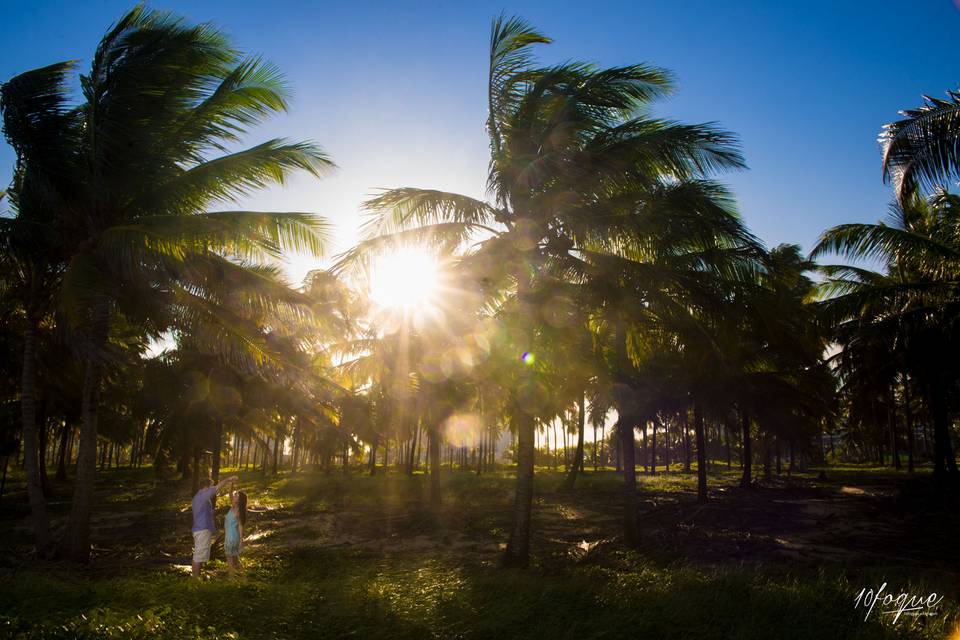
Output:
[368, 248, 440, 314]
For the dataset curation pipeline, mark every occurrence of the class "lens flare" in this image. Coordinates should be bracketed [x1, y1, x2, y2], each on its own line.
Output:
[369, 249, 439, 311]
[521, 351, 535, 365]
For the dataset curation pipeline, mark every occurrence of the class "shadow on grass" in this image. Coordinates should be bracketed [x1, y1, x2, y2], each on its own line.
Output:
[0, 545, 954, 640]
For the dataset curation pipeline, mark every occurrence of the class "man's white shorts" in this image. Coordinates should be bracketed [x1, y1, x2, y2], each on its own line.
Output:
[192, 529, 213, 563]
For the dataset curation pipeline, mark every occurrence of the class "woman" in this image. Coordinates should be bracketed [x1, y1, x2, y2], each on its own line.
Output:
[224, 490, 247, 576]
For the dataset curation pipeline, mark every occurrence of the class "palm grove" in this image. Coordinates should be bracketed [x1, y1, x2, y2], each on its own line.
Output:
[0, 8, 957, 568]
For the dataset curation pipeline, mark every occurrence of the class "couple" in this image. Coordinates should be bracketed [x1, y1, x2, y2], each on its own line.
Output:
[191, 475, 247, 579]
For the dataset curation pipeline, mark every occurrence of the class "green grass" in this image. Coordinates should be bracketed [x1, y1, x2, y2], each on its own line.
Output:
[0, 465, 956, 639]
[0, 548, 953, 639]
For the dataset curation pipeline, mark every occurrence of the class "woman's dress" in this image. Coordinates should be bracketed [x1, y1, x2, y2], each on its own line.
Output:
[224, 509, 242, 556]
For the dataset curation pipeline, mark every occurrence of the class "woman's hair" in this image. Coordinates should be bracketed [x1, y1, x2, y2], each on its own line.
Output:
[236, 491, 247, 526]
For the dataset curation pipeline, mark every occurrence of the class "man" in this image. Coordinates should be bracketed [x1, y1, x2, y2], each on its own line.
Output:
[191, 475, 238, 579]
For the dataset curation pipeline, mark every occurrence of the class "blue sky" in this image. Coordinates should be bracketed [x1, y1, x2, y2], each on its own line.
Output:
[2, 1, 959, 284]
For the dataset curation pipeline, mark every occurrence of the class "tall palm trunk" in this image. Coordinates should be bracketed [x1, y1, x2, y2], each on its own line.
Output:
[739, 408, 752, 488]
[272, 424, 282, 475]
[650, 418, 657, 476]
[904, 377, 915, 473]
[55, 423, 70, 481]
[694, 402, 708, 504]
[929, 382, 958, 477]
[503, 408, 535, 567]
[291, 420, 301, 473]
[0, 455, 9, 502]
[60, 303, 109, 563]
[20, 313, 52, 555]
[429, 423, 441, 506]
[889, 385, 901, 470]
[561, 393, 586, 490]
[662, 417, 670, 472]
[619, 417, 640, 546]
[503, 272, 537, 568]
[477, 428, 484, 476]
[37, 405, 51, 496]
[593, 419, 599, 470]
[211, 422, 222, 482]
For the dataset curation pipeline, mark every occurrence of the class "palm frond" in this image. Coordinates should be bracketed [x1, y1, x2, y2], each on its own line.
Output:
[361, 188, 500, 237]
[138, 140, 334, 214]
[810, 222, 960, 263]
[881, 90, 960, 202]
[487, 14, 551, 156]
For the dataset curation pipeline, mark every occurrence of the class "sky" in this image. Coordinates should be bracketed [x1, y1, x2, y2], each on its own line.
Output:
[2, 0, 960, 286]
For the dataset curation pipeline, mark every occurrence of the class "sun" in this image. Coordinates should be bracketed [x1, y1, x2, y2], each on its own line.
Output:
[368, 248, 440, 315]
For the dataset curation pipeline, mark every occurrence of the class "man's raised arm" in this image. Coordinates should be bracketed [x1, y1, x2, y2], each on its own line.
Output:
[215, 476, 239, 493]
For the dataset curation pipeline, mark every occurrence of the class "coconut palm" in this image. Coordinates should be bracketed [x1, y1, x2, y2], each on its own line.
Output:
[0, 60, 82, 555]
[813, 193, 960, 476]
[353, 15, 746, 564]
[20, 7, 335, 562]
[882, 89, 960, 203]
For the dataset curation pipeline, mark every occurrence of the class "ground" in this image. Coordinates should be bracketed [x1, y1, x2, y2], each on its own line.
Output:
[0, 463, 957, 639]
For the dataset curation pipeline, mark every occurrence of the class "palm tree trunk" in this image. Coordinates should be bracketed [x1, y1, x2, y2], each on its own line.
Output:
[929, 382, 958, 477]
[682, 411, 692, 473]
[291, 420, 302, 473]
[561, 393, 586, 490]
[272, 425, 281, 475]
[477, 429, 484, 476]
[889, 384, 901, 470]
[20, 314, 52, 555]
[429, 423, 441, 506]
[37, 407, 51, 497]
[663, 417, 670, 472]
[618, 417, 640, 545]
[599, 424, 606, 469]
[593, 418, 599, 471]
[640, 422, 647, 474]
[0, 455, 9, 503]
[55, 423, 70, 482]
[503, 407, 535, 567]
[368, 438, 378, 476]
[725, 419, 732, 469]
[763, 431, 773, 481]
[211, 422, 223, 482]
[413, 424, 423, 472]
[739, 409, 752, 487]
[650, 418, 657, 476]
[904, 377, 915, 473]
[614, 432, 621, 472]
[192, 447, 202, 492]
[60, 303, 109, 563]
[694, 403, 708, 504]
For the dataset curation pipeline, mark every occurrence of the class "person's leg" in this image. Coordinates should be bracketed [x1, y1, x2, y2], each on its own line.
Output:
[192, 530, 211, 580]
[226, 554, 236, 576]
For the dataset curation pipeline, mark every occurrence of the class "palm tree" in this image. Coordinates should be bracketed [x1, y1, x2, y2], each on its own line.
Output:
[721, 245, 832, 488]
[0, 60, 82, 556]
[813, 193, 960, 477]
[882, 89, 960, 203]
[19, 7, 335, 562]
[355, 15, 746, 565]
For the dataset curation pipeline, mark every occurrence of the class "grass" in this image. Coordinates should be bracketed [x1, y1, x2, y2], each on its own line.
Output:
[1, 548, 953, 639]
[0, 464, 956, 639]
